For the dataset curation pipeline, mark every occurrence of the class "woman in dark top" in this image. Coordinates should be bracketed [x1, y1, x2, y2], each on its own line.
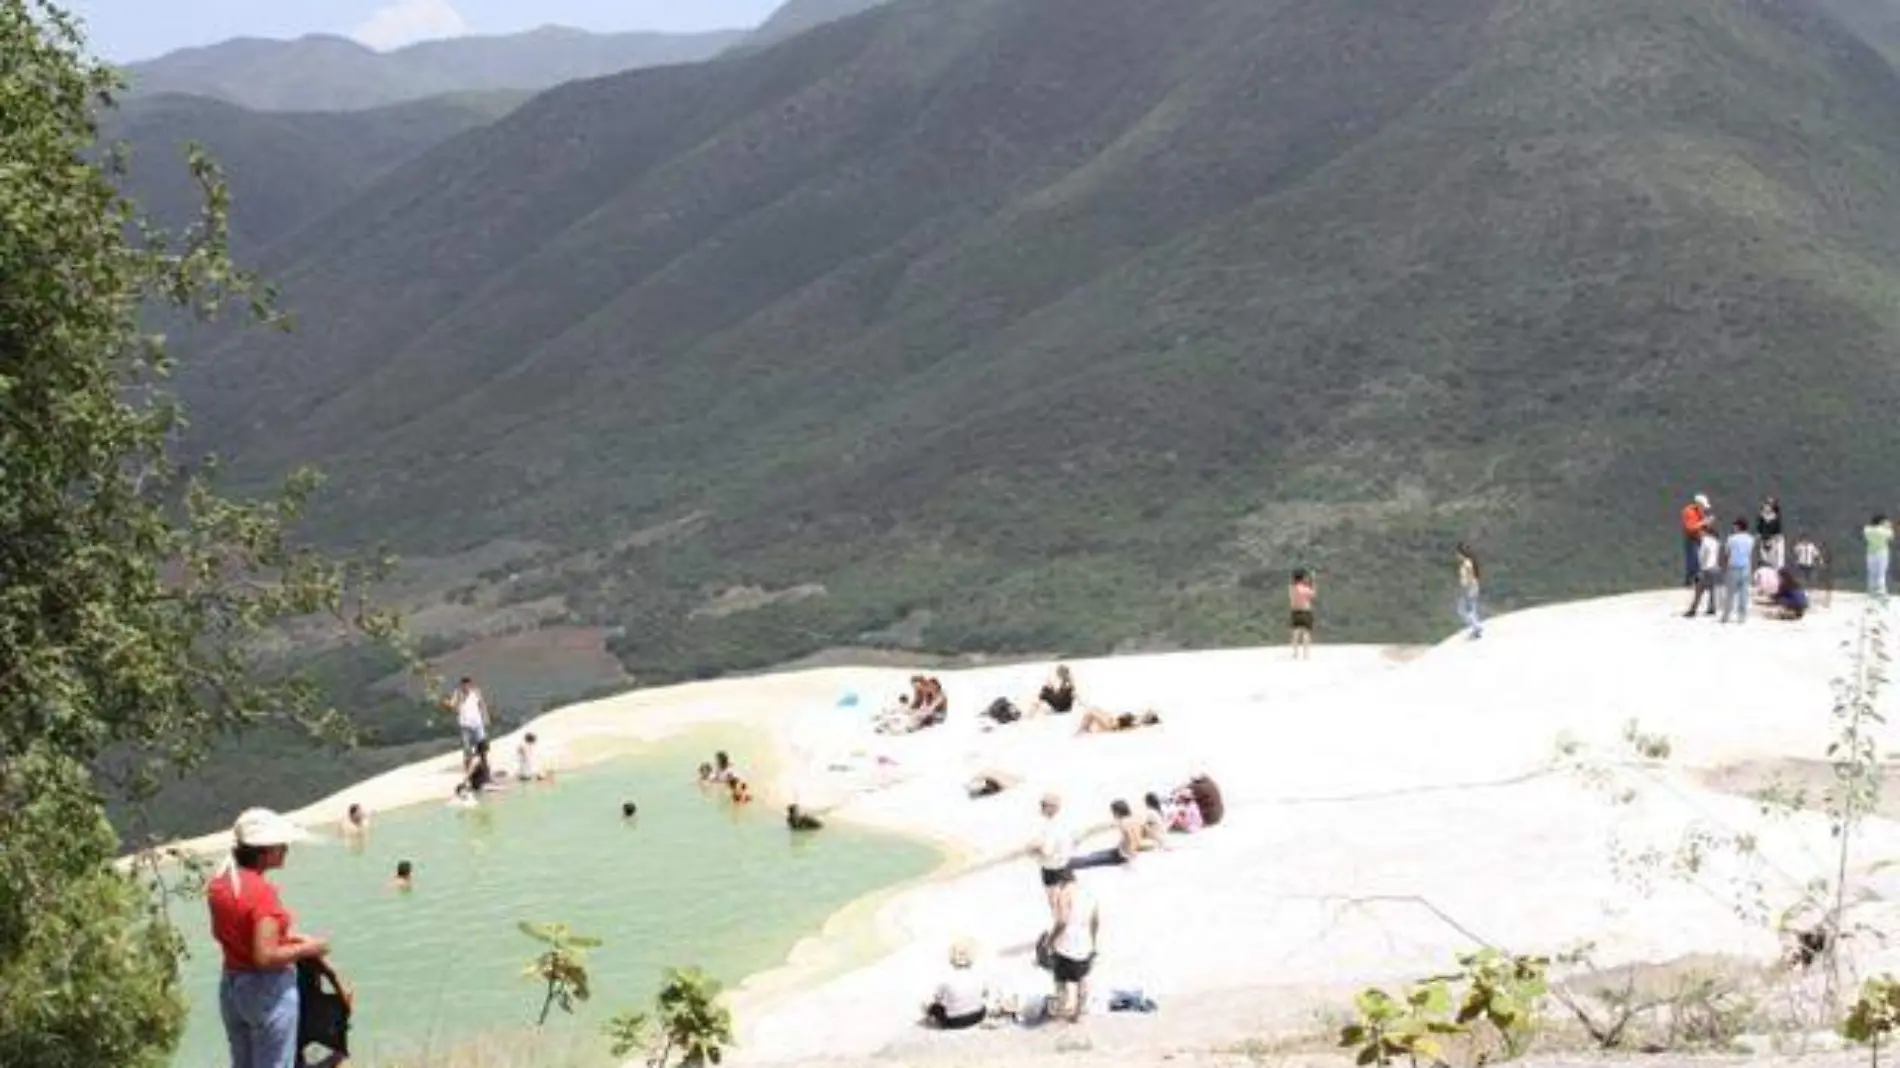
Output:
[1037, 665, 1077, 714]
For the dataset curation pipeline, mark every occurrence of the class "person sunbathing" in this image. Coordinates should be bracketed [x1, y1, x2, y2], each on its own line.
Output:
[1076, 707, 1163, 735]
[787, 804, 823, 831]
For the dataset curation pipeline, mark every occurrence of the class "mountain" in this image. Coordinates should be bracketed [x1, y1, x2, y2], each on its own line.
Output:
[99, 92, 516, 255]
[1819, 0, 1900, 63]
[174, 0, 1900, 695]
[120, 25, 746, 112]
[743, 0, 893, 49]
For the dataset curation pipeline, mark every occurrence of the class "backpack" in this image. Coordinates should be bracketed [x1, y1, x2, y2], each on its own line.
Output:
[983, 697, 1021, 724]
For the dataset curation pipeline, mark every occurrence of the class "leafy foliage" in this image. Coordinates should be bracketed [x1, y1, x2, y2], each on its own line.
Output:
[1844, 975, 1900, 1066]
[1339, 982, 1465, 1068]
[520, 922, 602, 1025]
[1339, 952, 1549, 1067]
[1452, 949, 1549, 1059]
[650, 968, 735, 1068]
[0, 1, 405, 1064]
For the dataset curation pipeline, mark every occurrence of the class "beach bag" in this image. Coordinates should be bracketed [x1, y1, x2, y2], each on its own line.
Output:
[983, 697, 1021, 724]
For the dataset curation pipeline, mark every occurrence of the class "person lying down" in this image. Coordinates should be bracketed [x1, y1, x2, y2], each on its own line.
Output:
[1076, 708, 1163, 735]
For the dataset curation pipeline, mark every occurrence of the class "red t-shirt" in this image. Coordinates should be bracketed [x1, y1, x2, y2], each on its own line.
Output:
[207, 868, 294, 972]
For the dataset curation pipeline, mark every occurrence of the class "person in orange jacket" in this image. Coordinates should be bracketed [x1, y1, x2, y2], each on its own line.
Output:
[1681, 494, 1711, 586]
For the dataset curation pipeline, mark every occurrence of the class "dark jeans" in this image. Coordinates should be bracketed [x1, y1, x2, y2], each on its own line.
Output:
[1069, 848, 1128, 871]
[1683, 536, 1700, 586]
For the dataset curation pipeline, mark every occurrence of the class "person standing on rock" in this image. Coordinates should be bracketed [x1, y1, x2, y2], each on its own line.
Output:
[1680, 494, 1712, 586]
[1685, 523, 1721, 618]
[446, 677, 489, 776]
[1866, 515, 1893, 597]
[1288, 569, 1317, 660]
[1046, 867, 1098, 1024]
[1756, 496, 1784, 570]
[1721, 518, 1757, 624]
[1034, 793, 1075, 917]
[1455, 544, 1483, 640]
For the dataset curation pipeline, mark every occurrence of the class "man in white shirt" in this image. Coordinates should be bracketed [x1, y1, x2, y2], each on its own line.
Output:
[1035, 793, 1075, 917]
[447, 677, 488, 774]
[1684, 525, 1720, 618]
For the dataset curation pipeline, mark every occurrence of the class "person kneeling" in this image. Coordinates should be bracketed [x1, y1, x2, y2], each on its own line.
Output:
[921, 940, 988, 1030]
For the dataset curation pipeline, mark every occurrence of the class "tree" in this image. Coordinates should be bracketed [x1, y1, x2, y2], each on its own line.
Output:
[650, 967, 735, 1068]
[520, 922, 601, 1025]
[0, 3, 402, 1065]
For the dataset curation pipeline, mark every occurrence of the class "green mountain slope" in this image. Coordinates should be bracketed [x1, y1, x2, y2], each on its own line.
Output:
[742, 0, 893, 49]
[100, 92, 514, 255]
[121, 25, 745, 112]
[177, 0, 1900, 690]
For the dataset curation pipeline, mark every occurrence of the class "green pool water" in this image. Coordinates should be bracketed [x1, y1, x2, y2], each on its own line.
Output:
[169, 730, 939, 1066]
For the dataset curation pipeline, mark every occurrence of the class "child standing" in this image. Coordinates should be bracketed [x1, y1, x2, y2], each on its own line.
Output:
[1455, 544, 1483, 639]
[1288, 569, 1317, 660]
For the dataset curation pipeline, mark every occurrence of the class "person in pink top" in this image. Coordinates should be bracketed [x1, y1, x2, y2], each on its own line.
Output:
[1288, 569, 1318, 660]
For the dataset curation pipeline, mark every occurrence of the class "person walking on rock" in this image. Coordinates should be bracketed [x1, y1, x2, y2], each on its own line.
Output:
[1680, 494, 1712, 586]
[1685, 522, 1721, 618]
[1866, 515, 1893, 597]
[1721, 518, 1757, 624]
[1455, 544, 1483, 640]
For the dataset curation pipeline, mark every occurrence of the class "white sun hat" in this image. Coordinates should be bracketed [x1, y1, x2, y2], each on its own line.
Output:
[1695, 494, 1710, 509]
[232, 807, 310, 848]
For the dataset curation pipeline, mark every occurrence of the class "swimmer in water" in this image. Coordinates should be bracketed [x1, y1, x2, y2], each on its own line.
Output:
[390, 860, 414, 892]
[621, 801, 638, 819]
[787, 804, 823, 831]
[729, 778, 752, 805]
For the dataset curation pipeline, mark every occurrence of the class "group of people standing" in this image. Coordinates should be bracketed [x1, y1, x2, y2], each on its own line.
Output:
[1679, 494, 1821, 622]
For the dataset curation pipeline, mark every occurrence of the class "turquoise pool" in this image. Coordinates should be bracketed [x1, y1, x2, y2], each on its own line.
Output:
[169, 729, 939, 1066]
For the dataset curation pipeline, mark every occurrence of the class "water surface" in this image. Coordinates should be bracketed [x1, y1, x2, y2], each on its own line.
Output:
[171, 729, 938, 1065]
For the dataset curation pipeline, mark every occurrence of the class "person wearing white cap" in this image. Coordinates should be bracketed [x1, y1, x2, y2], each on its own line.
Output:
[1680, 494, 1713, 587]
[207, 808, 329, 1068]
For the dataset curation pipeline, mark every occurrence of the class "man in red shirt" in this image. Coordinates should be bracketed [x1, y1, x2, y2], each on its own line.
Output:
[208, 808, 333, 1068]
[1681, 493, 1711, 586]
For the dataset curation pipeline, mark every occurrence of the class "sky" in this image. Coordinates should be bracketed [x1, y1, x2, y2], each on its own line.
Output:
[66, 0, 787, 62]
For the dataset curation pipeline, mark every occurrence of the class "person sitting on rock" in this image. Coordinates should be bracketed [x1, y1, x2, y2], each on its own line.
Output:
[1774, 568, 1810, 621]
[920, 939, 988, 1030]
[1034, 665, 1078, 715]
[1076, 707, 1162, 735]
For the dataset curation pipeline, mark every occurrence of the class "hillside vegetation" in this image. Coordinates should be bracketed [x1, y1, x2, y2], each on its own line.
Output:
[143, 0, 1900, 835]
[741, 0, 893, 50]
[100, 92, 516, 254]
[120, 25, 745, 111]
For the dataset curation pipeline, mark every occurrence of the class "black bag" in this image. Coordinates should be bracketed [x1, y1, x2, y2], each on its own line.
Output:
[983, 697, 1021, 724]
[297, 958, 351, 1058]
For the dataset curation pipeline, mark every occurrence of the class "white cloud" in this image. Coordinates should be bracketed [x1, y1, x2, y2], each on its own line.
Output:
[352, 0, 471, 51]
